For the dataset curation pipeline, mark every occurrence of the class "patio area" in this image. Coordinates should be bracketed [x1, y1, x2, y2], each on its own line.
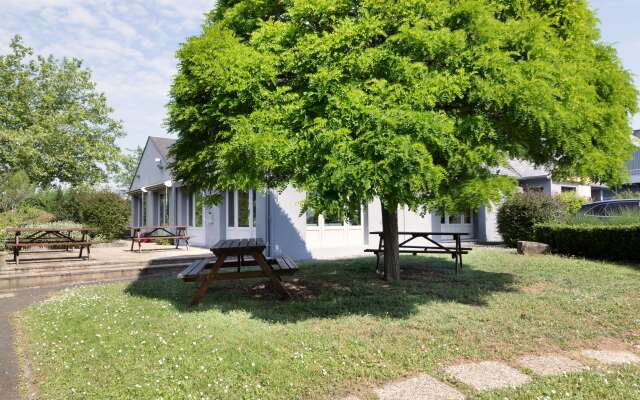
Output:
[0, 242, 211, 290]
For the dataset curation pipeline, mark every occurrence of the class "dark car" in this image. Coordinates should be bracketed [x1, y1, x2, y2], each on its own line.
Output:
[579, 199, 640, 216]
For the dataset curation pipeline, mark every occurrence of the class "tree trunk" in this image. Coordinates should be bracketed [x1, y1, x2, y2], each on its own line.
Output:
[381, 202, 400, 282]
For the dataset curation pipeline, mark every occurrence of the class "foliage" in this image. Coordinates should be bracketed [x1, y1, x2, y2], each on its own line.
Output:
[113, 146, 144, 191]
[613, 189, 640, 200]
[0, 36, 125, 187]
[497, 192, 566, 247]
[72, 190, 130, 240]
[0, 206, 54, 250]
[0, 170, 35, 212]
[556, 191, 587, 215]
[18, 249, 640, 399]
[25, 188, 130, 240]
[535, 223, 640, 261]
[168, 0, 637, 216]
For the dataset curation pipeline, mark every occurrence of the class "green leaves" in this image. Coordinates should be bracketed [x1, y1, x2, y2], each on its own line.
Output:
[168, 0, 637, 217]
[0, 36, 125, 187]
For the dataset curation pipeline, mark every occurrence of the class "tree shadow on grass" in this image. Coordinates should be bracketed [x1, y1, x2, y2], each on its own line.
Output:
[124, 255, 515, 323]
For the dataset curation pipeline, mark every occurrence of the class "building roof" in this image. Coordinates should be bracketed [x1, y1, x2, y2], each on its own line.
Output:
[149, 136, 176, 162]
[497, 159, 550, 180]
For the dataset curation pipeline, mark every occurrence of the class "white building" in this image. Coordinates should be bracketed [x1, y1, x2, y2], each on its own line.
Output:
[129, 136, 600, 258]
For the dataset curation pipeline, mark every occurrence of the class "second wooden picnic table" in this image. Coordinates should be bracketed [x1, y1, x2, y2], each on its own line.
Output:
[185, 238, 294, 306]
[366, 231, 472, 275]
[129, 225, 190, 252]
[5, 226, 96, 265]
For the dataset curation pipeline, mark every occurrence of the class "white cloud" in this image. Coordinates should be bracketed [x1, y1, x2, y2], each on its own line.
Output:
[2, 0, 214, 148]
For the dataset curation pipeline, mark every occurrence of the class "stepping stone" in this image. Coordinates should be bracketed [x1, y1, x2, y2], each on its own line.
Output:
[374, 373, 465, 400]
[445, 361, 530, 391]
[518, 354, 588, 376]
[581, 350, 640, 365]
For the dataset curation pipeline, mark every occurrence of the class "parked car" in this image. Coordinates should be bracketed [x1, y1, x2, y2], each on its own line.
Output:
[579, 199, 640, 216]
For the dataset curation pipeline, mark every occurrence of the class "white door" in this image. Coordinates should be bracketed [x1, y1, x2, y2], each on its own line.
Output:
[438, 210, 474, 239]
[226, 190, 257, 239]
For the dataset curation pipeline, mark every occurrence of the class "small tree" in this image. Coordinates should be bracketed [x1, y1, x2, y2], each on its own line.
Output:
[168, 0, 637, 281]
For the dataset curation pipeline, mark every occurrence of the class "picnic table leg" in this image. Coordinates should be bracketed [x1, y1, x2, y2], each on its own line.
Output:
[255, 252, 291, 299]
[455, 234, 462, 274]
[13, 232, 19, 265]
[190, 255, 226, 306]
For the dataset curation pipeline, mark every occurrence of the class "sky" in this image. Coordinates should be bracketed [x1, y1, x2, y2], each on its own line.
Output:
[1, 0, 639, 151]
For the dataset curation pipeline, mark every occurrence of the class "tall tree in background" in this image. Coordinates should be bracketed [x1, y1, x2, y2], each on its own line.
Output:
[0, 36, 125, 187]
[168, 0, 637, 281]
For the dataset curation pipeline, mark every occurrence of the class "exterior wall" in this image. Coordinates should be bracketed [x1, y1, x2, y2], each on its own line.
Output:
[627, 151, 640, 184]
[519, 177, 552, 194]
[130, 142, 171, 192]
[549, 181, 592, 199]
[268, 187, 311, 259]
[477, 203, 502, 243]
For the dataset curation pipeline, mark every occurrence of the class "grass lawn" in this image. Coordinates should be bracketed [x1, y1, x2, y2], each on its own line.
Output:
[16, 248, 640, 399]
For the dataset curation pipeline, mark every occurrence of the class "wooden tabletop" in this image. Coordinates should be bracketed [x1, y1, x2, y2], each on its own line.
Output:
[5, 227, 97, 233]
[129, 225, 188, 230]
[211, 238, 266, 254]
[370, 231, 470, 236]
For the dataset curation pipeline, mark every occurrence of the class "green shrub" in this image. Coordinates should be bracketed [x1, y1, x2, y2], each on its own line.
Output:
[497, 192, 566, 247]
[535, 223, 640, 262]
[613, 189, 640, 200]
[73, 191, 130, 240]
[25, 188, 130, 240]
[557, 191, 587, 215]
[0, 207, 54, 251]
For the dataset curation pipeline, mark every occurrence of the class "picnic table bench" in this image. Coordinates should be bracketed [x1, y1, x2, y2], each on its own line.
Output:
[179, 238, 298, 305]
[129, 225, 190, 252]
[366, 231, 472, 275]
[5, 227, 96, 265]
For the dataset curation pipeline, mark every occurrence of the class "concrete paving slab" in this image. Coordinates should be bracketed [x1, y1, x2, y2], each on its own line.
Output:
[445, 361, 530, 391]
[374, 373, 465, 400]
[0, 293, 15, 299]
[581, 350, 640, 365]
[518, 354, 588, 376]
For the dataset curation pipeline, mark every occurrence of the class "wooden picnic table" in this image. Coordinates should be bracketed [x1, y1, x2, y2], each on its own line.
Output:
[5, 226, 96, 265]
[366, 231, 472, 275]
[185, 238, 295, 306]
[129, 225, 190, 252]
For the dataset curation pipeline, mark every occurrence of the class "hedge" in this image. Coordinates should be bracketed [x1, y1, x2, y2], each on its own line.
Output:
[535, 223, 640, 262]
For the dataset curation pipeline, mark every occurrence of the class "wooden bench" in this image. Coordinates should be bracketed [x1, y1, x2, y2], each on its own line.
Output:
[178, 255, 299, 283]
[368, 231, 472, 275]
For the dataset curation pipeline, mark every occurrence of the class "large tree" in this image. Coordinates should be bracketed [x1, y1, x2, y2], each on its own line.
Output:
[0, 36, 125, 187]
[168, 0, 637, 281]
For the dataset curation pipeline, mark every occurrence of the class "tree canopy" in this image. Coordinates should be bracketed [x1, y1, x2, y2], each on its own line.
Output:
[0, 36, 125, 187]
[168, 0, 638, 279]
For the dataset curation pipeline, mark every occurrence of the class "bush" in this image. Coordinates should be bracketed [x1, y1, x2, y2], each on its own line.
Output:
[535, 223, 640, 262]
[0, 207, 54, 251]
[497, 192, 566, 247]
[73, 191, 130, 240]
[25, 188, 130, 240]
[557, 191, 587, 215]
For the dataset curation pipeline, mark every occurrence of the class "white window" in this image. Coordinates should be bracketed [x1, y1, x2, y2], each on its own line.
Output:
[188, 191, 204, 228]
[305, 207, 362, 227]
[227, 190, 257, 228]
